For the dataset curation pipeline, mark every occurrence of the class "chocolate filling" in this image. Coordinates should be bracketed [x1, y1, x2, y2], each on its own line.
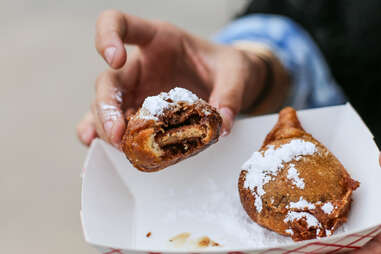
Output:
[155, 112, 208, 157]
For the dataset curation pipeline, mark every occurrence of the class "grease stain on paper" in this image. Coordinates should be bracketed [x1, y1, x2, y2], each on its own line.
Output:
[169, 233, 221, 248]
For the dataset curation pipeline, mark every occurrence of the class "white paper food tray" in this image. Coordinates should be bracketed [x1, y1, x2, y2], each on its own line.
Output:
[81, 103, 381, 254]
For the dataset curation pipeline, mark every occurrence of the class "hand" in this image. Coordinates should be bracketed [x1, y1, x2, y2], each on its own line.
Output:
[77, 10, 269, 148]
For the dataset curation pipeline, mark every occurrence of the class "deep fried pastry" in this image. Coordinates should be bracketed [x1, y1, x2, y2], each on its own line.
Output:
[121, 87, 222, 172]
[238, 107, 359, 241]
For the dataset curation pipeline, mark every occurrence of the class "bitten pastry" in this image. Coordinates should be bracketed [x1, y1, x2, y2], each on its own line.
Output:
[238, 107, 359, 241]
[121, 87, 222, 172]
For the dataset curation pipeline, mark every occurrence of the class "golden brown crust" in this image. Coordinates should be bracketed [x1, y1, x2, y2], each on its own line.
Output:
[121, 101, 222, 172]
[262, 107, 306, 147]
[238, 107, 359, 241]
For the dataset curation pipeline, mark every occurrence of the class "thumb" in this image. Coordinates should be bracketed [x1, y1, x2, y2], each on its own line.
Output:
[209, 68, 246, 137]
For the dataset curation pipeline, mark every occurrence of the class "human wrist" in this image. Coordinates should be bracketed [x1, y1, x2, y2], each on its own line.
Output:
[233, 41, 290, 115]
[240, 48, 269, 111]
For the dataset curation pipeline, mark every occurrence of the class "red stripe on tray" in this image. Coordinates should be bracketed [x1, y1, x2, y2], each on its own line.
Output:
[279, 225, 381, 254]
[327, 226, 381, 254]
[104, 249, 123, 254]
[282, 242, 359, 254]
[101, 225, 381, 254]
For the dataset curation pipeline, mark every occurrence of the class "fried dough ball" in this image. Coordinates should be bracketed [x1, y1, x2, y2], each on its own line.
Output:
[238, 107, 359, 241]
[122, 87, 222, 172]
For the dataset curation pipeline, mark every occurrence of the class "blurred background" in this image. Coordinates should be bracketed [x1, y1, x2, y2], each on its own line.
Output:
[0, 0, 246, 253]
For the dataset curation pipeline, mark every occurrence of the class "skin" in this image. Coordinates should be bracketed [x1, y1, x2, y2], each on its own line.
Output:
[77, 10, 268, 148]
[76, 10, 381, 252]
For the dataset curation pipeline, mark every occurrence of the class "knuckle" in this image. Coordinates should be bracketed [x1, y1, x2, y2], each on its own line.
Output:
[91, 101, 104, 127]
[91, 101, 99, 117]
[97, 9, 121, 23]
[95, 69, 120, 92]
[153, 20, 179, 35]
[94, 70, 108, 91]
[91, 99, 97, 110]
[152, 19, 170, 27]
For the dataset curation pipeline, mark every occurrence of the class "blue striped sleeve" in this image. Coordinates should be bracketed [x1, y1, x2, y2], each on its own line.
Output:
[213, 14, 346, 109]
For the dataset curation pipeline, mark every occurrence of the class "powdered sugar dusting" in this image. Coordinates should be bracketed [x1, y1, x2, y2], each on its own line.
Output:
[138, 87, 199, 120]
[243, 139, 317, 212]
[287, 164, 305, 189]
[99, 103, 121, 121]
[167, 87, 198, 103]
[322, 202, 334, 214]
[287, 197, 316, 210]
[162, 179, 292, 248]
[112, 88, 123, 103]
[254, 193, 263, 212]
[139, 96, 171, 120]
[284, 212, 321, 228]
[202, 108, 211, 116]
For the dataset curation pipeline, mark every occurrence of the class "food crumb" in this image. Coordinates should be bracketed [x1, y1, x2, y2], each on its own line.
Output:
[197, 236, 221, 248]
[198, 236, 210, 247]
[211, 241, 220, 247]
[146, 232, 151, 238]
[168, 233, 221, 248]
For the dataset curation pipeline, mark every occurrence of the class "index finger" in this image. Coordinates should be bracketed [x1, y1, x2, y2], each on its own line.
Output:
[93, 70, 126, 148]
[95, 9, 157, 69]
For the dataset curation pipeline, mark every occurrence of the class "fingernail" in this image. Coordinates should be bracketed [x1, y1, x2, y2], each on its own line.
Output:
[105, 47, 116, 65]
[104, 120, 113, 139]
[219, 107, 235, 137]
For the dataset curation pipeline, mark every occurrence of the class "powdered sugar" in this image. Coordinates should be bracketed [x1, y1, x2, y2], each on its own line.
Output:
[243, 139, 317, 212]
[99, 103, 121, 121]
[139, 96, 171, 120]
[285, 229, 294, 235]
[287, 164, 305, 189]
[162, 179, 292, 248]
[288, 197, 316, 210]
[202, 108, 211, 116]
[138, 87, 199, 120]
[285, 199, 336, 234]
[167, 87, 199, 103]
[322, 202, 334, 214]
[284, 211, 321, 229]
[113, 88, 123, 103]
[254, 193, 263, 213]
